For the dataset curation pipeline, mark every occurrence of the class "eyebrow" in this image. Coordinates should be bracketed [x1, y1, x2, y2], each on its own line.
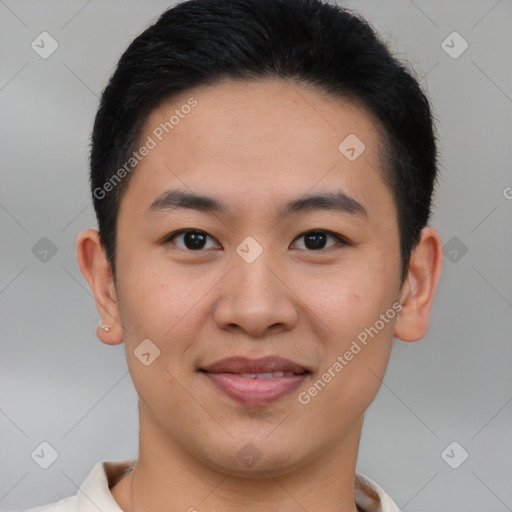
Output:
[147, 188, 367, 219]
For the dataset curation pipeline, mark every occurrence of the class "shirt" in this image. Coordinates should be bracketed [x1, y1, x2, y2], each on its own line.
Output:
[17, 459, 400, 512]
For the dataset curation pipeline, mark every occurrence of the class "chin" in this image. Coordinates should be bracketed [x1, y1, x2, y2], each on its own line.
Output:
[197, 440, 308, 479]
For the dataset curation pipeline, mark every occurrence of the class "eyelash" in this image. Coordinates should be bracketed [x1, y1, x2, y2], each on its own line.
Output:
[164, 229, 350, 252]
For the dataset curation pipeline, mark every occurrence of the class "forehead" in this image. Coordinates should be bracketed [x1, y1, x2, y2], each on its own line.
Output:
[120, 78, 394, 223]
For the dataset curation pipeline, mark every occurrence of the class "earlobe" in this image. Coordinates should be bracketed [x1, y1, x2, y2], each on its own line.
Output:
[394, 226, 443, 342]
[76, 229, 124, 345]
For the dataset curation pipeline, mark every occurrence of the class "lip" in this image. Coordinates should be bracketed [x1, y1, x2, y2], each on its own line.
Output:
[201, 356, 309, 374]
[200, 356, 311, 405]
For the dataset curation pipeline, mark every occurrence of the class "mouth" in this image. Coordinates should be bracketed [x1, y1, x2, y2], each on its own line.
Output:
[199, 356, 311, 405]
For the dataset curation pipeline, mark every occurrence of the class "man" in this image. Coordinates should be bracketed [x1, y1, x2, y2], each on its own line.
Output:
[23, 0, 443, 510]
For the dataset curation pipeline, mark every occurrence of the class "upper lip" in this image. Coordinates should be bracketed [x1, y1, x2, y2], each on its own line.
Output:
[201, 356, 309, 374]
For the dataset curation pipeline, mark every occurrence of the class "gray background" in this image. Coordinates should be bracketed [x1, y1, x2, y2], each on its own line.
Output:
[1, 1, 511, 511]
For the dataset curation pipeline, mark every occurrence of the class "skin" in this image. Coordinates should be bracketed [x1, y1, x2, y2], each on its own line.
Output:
[77, 78, 442, 512]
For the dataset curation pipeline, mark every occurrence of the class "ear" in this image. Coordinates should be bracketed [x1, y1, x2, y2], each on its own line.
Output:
[76, 228, 123, 345]
[394, 226, 443, 342]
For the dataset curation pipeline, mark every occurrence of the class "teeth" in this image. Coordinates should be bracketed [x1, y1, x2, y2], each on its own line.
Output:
[256, 372, 273, 379]
[238, 371, 292, 379]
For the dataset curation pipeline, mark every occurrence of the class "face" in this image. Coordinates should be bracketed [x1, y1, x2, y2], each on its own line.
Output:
[111, 79, 404, 475]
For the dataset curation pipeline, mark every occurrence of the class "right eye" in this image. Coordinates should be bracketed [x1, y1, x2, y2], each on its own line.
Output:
[164, 229, 221, 251]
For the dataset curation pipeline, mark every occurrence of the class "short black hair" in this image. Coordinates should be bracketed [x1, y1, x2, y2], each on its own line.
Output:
[89, 0, 439, 286]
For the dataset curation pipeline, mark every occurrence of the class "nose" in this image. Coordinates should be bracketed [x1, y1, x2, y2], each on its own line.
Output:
[212, 248, 299, 339]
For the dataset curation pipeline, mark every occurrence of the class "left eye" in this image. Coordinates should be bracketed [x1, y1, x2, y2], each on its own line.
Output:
[291, 230, 346, 251]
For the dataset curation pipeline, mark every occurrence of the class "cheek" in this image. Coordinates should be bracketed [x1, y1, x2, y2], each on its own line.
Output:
[297, 266, 396, 388]
[115, 247, 199, 337]
[296, 264, 392, 342]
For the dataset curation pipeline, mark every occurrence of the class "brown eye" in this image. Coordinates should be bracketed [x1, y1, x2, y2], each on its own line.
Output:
[291, 230, 347, 251]
[166, 229, 220, 251]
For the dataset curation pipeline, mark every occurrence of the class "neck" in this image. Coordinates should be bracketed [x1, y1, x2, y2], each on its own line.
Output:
[111, 410, 364, 512]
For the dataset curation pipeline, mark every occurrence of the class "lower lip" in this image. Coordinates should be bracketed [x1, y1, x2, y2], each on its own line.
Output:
[202, 372, 308, 405]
